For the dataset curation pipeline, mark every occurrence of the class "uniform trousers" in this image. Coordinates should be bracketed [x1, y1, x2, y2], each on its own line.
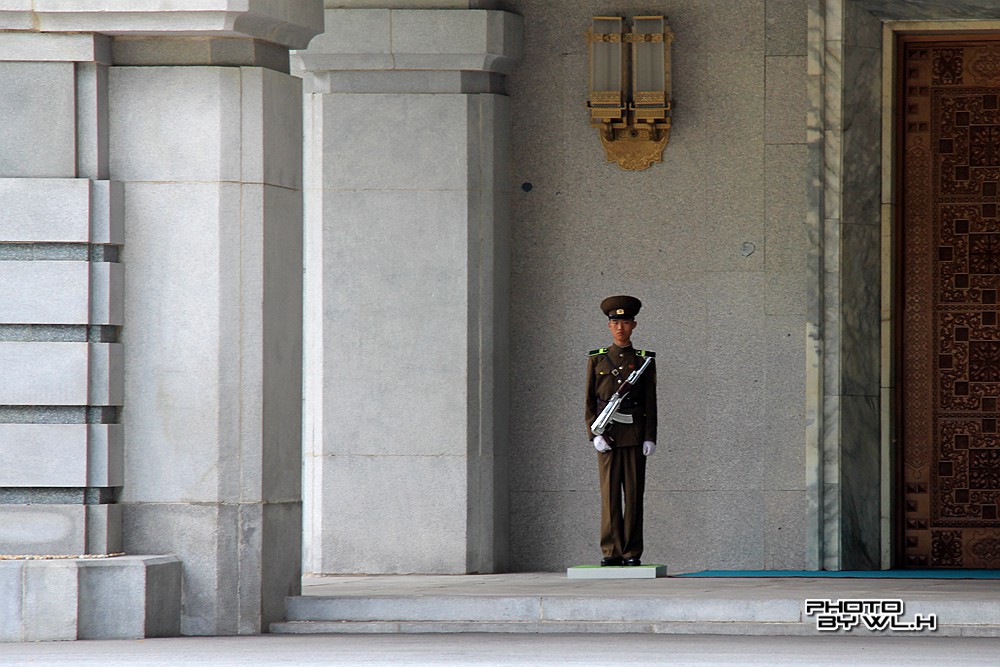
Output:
[597, 445, 646, 559]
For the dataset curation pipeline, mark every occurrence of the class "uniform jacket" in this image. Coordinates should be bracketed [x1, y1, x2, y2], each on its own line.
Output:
[585, 344, 657, 448]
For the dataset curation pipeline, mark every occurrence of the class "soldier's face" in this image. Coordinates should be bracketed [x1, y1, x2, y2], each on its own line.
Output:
[608, 318, 636, 346]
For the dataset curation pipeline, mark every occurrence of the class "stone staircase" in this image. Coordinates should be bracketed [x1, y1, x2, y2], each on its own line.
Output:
[270, 573, 1000, 637]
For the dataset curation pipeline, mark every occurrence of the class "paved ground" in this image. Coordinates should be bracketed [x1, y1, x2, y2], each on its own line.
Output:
[2, 633, 1000, 666]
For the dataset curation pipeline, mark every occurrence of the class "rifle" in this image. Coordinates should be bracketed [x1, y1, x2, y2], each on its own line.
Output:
[591, 356, 653, 436]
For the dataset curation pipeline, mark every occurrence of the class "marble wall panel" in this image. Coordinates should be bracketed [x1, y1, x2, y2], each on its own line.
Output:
[0, 342, 88, 405]
[855, 0, 1000, 21]
[308, 8, 390, 56]
[321, 93, 469, 190]
[76, 61, 109, 180]
[764, 316, 809, 491]
[509, 489, 600, 571]
[390, 9, 507, 57]
[90, 180, 124, 245]
[768, 0, 809, 55]
[765, 490, 809, 569]
[841, 223, 881, 398]
[0, 562, 23, 641]
[120, 182, 229, 504]
[0, 32, 109, 62]
[766, 56, 808, 145]
[260, 501, 303, 630]
[123, 503, 237, 636]
[22, 561, 77, 641]
[142, 556, 183, 638]
[0, 424, 87, 487]
[320, 454, 469, 573]
[0, 262, 89, 325]
[766, 146, 810, 266]
[840, 393, 880, 569]
[0, 3, 323, 46]
[0, 506, 86, 555]
[0, 61, 76, 178]
[109, 67, 241, 182]
[243, 67, 304, 189]
[261, 184, 304, 502]
[89, 262, 124, 327]
[77, 559, 146, 639]
[841, 46, 882, 229]
[845, 0, 882, 48]
[0, 178, 91, 242]
[320, 189, 469, 458]
[88, 342, 123, 407]
[85, 503, 122, 554]
[661, 491, 767, 571]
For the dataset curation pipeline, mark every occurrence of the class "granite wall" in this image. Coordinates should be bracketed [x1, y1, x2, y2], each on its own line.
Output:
[499, 0, 810, 571]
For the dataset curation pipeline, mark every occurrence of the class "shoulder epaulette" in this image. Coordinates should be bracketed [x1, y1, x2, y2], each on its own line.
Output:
[635, 349, 656, 357]
[588, 347, 608, 356]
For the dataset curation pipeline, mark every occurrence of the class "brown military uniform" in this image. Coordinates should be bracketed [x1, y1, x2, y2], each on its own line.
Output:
[585, 344, 657, 560]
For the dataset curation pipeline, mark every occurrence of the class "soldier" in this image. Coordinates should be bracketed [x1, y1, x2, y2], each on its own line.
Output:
[585, 295, 657, 566]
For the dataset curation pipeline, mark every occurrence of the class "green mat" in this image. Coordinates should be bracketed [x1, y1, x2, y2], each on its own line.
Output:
[677, 569, 1000, 579]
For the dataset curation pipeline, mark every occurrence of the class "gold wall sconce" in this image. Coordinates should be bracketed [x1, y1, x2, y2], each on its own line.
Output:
[587, 15, 673, 171]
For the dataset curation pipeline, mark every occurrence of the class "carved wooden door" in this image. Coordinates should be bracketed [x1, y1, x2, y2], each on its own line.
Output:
[901, 36, 1000, 567]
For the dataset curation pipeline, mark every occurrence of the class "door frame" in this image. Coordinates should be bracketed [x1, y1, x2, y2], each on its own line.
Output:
[807, 0, 1000, 571]
[888, 28, 1000, 568]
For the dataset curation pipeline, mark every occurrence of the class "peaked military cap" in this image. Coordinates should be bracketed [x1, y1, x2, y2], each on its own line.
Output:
[600, 295, 642, 320]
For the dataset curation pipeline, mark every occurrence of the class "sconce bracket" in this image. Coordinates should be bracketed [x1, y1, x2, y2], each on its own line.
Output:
[598, 124, 670, 171]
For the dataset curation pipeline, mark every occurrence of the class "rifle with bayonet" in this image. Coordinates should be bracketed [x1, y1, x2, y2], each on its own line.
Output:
[590, 355, 653, 436]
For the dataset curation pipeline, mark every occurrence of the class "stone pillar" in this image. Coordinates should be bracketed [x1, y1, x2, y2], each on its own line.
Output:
[0, 2, 322, 638]
[0, 33, 123, 558]
[295, 8, 521, 574]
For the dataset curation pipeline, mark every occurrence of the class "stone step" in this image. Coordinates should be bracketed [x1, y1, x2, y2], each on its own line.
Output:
[270, 620, 812, 635]
[274, 592, 1000, 638]
[279, 574, 1000, 638]
[271, 616, 1000, 638]
[283, 594, 800, 624]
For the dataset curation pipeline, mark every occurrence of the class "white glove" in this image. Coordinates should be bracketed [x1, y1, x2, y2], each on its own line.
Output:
[593, 435, 612, 452]
[642, 441, 656, 456]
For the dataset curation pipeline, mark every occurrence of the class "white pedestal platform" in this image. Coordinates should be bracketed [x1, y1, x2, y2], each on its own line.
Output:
[566, 564, 667, 579]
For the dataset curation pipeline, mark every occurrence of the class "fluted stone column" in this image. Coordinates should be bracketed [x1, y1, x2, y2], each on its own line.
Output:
[0, 1, 322, 638]
[295, 8, 521, 574]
